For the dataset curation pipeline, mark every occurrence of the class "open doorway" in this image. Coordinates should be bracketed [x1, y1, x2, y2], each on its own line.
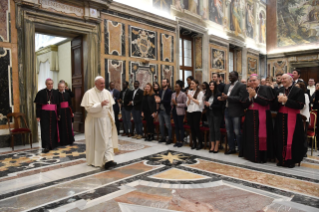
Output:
[35, 33, 84, 134]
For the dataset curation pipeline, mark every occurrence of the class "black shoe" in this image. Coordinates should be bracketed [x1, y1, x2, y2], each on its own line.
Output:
[166, 139, 173, 145]
[276, 162, 283, 167]
[238, 152, 243, 157]
[196, 143, 203, 150]
[42, 148, 50, 153]
[173, 142, 179, 147]
[191, 142, 197, 149]
[287, 163, 295, 168]
[225, 149, 236, 155]
[149, 134, 155, 141]
[104, 161, 117, 169]
[144, 135, 150, 141]
[158, 138, 166, 143]
[177, 142, 183, 148]
[209, 150, 214, 153]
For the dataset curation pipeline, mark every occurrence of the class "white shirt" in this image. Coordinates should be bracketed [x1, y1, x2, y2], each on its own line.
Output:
[300, 93, 310, 122]
[308, 85, 315, 96]
[132, 88, 139, 105]
[186, 90, 204, 113]
[226, 80, 238, 108]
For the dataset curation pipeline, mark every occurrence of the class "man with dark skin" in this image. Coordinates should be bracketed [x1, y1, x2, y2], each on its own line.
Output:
[130, 81, 144, 139]
[218, 71, 248, 156]
[118, 81, 133, 136]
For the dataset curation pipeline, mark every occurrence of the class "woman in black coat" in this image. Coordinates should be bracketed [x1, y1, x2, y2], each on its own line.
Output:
[142, 83, 157, 141]
[204, 81, 223, 153]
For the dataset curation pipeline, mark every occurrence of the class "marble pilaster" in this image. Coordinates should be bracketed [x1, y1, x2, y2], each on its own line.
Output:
[241, 46, 247, 80]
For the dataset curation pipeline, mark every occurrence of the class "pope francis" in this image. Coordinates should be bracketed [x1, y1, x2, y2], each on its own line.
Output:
[81, 76, 118, 169]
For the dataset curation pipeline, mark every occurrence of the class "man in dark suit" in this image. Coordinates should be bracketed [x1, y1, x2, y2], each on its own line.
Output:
[109, 82, 120, 135]
[130, 81, 144, 139]
[156, 78, 173, 144]
[218, 71, 248, 156]
[292, 70, 304, 85]
[119, 81, 133, 137]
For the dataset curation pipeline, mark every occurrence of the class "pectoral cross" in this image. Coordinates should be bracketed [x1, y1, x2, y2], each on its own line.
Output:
[48, 101, 51, 105]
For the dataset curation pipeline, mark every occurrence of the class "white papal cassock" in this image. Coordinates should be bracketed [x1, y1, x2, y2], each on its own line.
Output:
[81, 86, 119, 167]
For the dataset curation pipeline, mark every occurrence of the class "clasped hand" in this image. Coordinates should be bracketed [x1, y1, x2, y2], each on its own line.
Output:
[277, 95, 287, 104]
[217, 93, 228, 101]
[101, 100, 109, 106]
[247, 87, 256, 98]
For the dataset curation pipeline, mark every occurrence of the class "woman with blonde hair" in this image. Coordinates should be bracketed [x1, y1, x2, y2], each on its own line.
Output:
[142, 83, 157, 141]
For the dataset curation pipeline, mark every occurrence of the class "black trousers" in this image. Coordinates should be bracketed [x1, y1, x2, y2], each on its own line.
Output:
[187, 112, 202, 144]
[114, 110, 120, 134]
[144, 111, 154, 134]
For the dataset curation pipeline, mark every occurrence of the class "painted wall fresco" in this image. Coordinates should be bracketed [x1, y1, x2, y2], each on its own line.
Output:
[153, 0, 173, 13]
[104, 20, 125, 56]
[130, 26, 157, 60]
[105, 59, 126, 90]
[209, 0, 224, 25]
[277, 0, 319, 47]
[246, 1, 254, 39]
[230, 0, 244, 36]
[0, 0, 10, 42]
[209, 43, 228, 82]
[259, 11, 266, 44]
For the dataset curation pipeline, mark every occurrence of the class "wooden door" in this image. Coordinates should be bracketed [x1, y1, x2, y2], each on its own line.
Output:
[299, 67, 319, 85]
[71, 36, 84, 133]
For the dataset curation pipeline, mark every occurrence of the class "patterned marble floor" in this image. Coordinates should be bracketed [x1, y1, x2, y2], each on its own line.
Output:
[0, 135, 318, 212]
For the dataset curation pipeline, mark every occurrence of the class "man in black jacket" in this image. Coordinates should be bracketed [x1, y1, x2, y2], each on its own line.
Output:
[218, 71, 248, 156]
[109, 82, 120, 135]
[130, 81, 144, 139]
[119, 81, 133, 136]
[156, 79, 173, 144]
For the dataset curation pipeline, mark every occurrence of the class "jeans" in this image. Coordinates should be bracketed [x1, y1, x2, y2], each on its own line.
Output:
[187, 112, 202, 144]
[158, 110, 172, 140]
[132, 108, 143, 135]
[172, 109, 184, 142]
[207, 111, 222, 142]
[225, 108, 241, 151]
[122, 108, 132, 134]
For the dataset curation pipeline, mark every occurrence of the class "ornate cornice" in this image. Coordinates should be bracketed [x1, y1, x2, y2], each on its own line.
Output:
[176, 17, 208, 35]
[35, 45, 57, 56]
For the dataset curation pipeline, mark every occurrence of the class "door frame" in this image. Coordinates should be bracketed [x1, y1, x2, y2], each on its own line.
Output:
[17, 7, 101, 142]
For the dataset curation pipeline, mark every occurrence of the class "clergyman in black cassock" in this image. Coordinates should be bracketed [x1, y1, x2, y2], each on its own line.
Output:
[242, 75, 275, 163]
[274, 74, 305, 168]
[58, 82, 75, 146]
[34, 79, 60, 153]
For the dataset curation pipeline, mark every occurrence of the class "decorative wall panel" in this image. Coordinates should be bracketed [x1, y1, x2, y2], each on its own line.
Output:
[209, 43, 228, 82]
[211, 48, 225, 70]
[247, 54, 259, 76]
[130, 26, 157, 60]
[195, 70, 203, 84]
[160, 34, 174, 62]
[0, 48, 13, 125]
[0, 0, 10, 42]
[161, 65, 174, 86]
[130, 62, 158, 89]
[105, 59, 126, 90]
[195, 37, 202, 69]
[104, 20, 125, 56]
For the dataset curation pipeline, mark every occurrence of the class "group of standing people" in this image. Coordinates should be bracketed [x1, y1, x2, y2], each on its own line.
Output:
[110, 70, 315, 168]
[34, 79, 75, 153]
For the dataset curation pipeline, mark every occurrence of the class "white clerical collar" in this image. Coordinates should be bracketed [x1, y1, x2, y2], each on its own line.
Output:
[94, 86, 102, 93]
[59, 90, 65, 93]
[47, 88, 52, 91]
